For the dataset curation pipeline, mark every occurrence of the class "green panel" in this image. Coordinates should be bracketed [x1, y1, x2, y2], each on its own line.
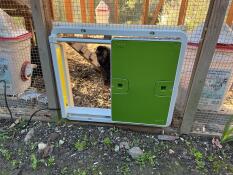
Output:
[111, 39, 181, 125]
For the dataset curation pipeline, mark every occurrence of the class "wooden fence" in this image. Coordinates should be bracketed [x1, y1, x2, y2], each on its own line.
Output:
[49, 0, 233, 27]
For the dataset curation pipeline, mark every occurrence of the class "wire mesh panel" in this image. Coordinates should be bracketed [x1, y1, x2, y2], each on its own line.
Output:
[51, 0, 210, 27]
[0, 0, 48, 120]
[192, 1, 233, 134]
[50, 0, 220, 128]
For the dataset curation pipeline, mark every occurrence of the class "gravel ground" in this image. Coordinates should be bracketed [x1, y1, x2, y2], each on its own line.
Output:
[0, 119, 233, 175]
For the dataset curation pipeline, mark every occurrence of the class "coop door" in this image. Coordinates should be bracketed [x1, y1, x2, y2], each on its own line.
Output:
[111, 39, 182, 126]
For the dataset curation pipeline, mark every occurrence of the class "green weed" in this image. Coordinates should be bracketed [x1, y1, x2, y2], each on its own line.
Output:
[191, 147, 206, 172]
[47, 156, 56, 167]
[31, 154, 39, 170]
[11, 159, 21, 168]
[0, 132, 10, 142]
[103, 137, 112, 146]
[221, 116, 233, 143]
[209, 155, 233, 174]
[0, 147, 12, 161]
[30, 142, 38, 151]
[207, 154, 214, 162]
[120, 164, 131, 175]
[75, 135, 89, 151]
[61, 167, 69, 175]
[73, 169, 88, 175]
[136, 152, 156, 167]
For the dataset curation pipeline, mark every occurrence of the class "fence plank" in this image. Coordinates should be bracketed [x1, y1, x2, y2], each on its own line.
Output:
[226, 1, 233, 27]
[150, 0, 165, 24]
[89, 0, 95, 23]
[141, 0, 150, 24]
[30, 0, 60, 113]
[180, 0, 230, 134]
[80, 0, 87, 23]
[64, 0, 73, 22]
[177, 0, 188, 25]
[114, 0, 119, 23]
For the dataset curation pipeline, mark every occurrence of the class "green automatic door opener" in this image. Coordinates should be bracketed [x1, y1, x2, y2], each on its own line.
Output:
[49, 24, 187, 127]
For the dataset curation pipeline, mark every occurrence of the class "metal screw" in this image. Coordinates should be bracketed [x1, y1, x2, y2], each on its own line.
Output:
[149, 31, 155, 35]
[81, 29, 86, 33]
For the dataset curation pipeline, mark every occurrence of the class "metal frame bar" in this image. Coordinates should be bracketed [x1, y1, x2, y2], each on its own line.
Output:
[49, 24, 187, 127]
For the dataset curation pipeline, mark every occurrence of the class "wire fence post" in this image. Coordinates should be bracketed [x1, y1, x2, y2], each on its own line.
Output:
[180, 0, 230, 134]
[30, 0, 60, 118]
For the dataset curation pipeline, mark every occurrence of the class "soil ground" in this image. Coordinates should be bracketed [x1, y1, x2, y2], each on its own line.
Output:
[0, 119, 233, 175]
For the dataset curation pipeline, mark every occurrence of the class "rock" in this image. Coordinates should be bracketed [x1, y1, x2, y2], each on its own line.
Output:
[114, 145, 120, 152]
[169, 149, 175, 154]
[24, 128, 34, 143]
[42, 145, 54, 158]
[38, 142, 54, 158]
[20, 129, 27, 134]
[128, 147, 143, 159]
[59, 140, 65, 146]
[119, 142, 130, 150]
[38, 142, 47, 152]
[157, 135, 179, 141]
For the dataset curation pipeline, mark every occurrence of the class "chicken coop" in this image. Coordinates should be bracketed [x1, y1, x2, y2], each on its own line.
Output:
[0, 0, 233, 135]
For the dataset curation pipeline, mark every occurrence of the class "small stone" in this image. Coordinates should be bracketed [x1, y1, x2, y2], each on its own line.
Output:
[42, 145, 54, 158]
[128, 147, 143, 159]
[55, 127, 60, 132]
[24, 128, 34, 143]
[157, 135, 179, 141]
[154, 139, 160, 145]
[20, 129, 26, 134]
[70, 153, 77, 157]
[115, 137, 120, 142]
[180, 137, 184, 142]
[119, 142, 130, 149]
[169, 149, 175, 154]
[59, 140, 65, 146]
[114, 145, 120, 152]
[38, 142, 47, 152]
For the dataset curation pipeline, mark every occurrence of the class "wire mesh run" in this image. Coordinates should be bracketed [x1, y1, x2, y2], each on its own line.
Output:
[192, 1, 233, 134]
[50, 0, 233, 133]
[0, 0, 48, 120]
